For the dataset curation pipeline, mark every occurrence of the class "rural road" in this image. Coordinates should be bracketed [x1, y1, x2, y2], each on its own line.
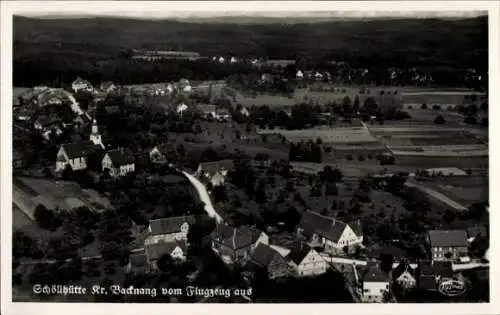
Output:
[182, 171, 224, 224]
[405, 180, 468, 211]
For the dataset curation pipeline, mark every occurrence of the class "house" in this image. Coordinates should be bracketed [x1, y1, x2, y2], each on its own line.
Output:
[392, 261, 417, 290]
[239, 106, 250, 117]
[362, 262, 391, 303]
[144, 215, 196, 245]
[55, 140, 102, 172]
[296, 70, 304, 80]
[149, 144, 170, 163]
[176, 103, 188, 114]
[209, 171, 226, 187]
[100, 81, 117, 93]
[126, 252, 150, 274]
[417, 260, 454, 291]
[246, 243, 290, 280]
[427, 230, 468, 262]
[33, 116, 61, 131]
[218, 56, 225, 63]
[210, 225, 269, 265]
[145, 241, 187, 270]
[287, 244, 327, 277]
[314, 72, 324, 80]
[466, 225, 487, 242]
[230, 57, 238, 63]
[214, 108, 231, 121]
[196, 159, 234, 179]
[72, 77, 93, 93]
[296, 211, 363, 255]
[102, 148, 136, 177]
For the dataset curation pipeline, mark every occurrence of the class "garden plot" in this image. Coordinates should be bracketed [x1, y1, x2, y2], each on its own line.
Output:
[258, 126, 378, 144]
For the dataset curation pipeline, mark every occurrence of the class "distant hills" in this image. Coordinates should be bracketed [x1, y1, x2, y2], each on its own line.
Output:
[13, 15, 488, 68]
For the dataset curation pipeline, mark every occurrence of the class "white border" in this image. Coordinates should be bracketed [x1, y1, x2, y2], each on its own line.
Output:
[1, 1, 499, 315]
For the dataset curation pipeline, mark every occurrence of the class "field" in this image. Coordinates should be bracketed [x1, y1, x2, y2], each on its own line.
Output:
[168, 121, 289, 161]
[420, 176, 488, 208]
[258, 125, 378, 144]
[401, 91, 486, 107]
[13, 177, 113, 217]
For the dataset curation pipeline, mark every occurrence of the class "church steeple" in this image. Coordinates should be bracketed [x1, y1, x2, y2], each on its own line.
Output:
[90, 117, 104, 149]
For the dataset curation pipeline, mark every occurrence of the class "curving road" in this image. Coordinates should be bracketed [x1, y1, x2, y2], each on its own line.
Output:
[182, 171, 224, 224]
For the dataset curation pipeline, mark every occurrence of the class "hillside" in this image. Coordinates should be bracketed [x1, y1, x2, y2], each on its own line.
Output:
[14, 15, 488, 66]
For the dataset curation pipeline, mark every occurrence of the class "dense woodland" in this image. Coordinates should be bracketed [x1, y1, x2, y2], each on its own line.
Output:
[13, 16, 488, 88]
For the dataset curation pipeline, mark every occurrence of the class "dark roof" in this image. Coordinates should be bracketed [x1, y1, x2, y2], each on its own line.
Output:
[363, 262, 390, 283]
[466, 225, 487, 239]
[428, 230, 468, 247]
[432, 261, 453, 278]
[418, 260, 453, 278]
[145, 241, 186, 261]
[106, 148, 135, 166]
[198, 159, 234, 175]
[210, 224, 262, 250]
[419, 275, 438, 291]
[287, 244, 313, 265]
[149, 215, 195, 235]
[348, 220, 363, 236]
[62, 140, 101, 159]
[154, 144, 170, 155]
[251, 243, 280, 268]
[297, 211, 362, 242]
[37, 115, 60, 127]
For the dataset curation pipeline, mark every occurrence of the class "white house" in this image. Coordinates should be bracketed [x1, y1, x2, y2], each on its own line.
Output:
[102, 148, 136, 177]
[296, 70, 304, 80]
[314, 72, 324, 80]
[176, 103, 188, 114]
[218, 56, 225, 63]
[72, 77, 93, 93]
[392, 262, 417, 290]
[145, 241, 187, 270]
[230, 56, 238, 63]
[239, 106, 250, 117]
[149, 144, 169, 163]
[297, 211, 363, 255]
[287, 244, 327, 277]
[55, 140, 101, 172]
[55, 119, 103, 172]
[144, 215, 196, 245]
[362, 263, 390, 303]
[210, 171, 226, 187]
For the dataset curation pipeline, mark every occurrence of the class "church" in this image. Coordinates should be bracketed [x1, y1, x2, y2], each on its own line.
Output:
[55, 118, 105, 172]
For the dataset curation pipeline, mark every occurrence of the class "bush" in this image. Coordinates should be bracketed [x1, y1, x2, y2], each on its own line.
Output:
[346, 154, 353, 161]
[421, 103, 428, 110]
[433, 115, 446, 125]
[358, 155, 365, 161]
[432, 105, 441, 110]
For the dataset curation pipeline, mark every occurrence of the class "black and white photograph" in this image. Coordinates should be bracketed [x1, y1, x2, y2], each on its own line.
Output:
[1, 1, 498, 314]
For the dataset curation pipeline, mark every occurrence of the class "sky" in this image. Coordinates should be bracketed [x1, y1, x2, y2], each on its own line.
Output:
[10, 1, 487, 20]
[22, 11, 486, 20]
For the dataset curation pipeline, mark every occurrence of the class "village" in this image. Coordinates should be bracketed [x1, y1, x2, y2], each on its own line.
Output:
[11, 62, 489, 303]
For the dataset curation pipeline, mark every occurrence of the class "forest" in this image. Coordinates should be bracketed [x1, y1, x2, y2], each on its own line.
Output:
[13, 15, 488, 87]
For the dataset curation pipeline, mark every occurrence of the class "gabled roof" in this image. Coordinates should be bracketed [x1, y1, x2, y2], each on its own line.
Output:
[392, 261, 417, 280]
[428, 230, 468, 247]
[198, 159, 234, 175]
[145, 241, 186, 261]
[419, 275, 438, 291]
[210, 225, 263, 250]
[297, 211, 362, 243]
[251, 243, 281, 268]
[287, 244, 313, 265]
[73, 77, 91, 85]
[466, 225, 487, 239]
[149, 215, 195, 235]
[61, 140, 101, 159]
[106, 148, 135, 167]
[363, 262, 390, 283]
[153, 144, 170, 155]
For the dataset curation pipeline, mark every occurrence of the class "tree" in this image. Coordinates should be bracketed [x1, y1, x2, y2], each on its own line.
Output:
[463, 116, 477, 125]
[421, 103, 428, 110]
[34, 204, 59, 230]
[363, 97, 378, 113]
[433, 115, 446, 125]
[157, 253, 175, 273]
